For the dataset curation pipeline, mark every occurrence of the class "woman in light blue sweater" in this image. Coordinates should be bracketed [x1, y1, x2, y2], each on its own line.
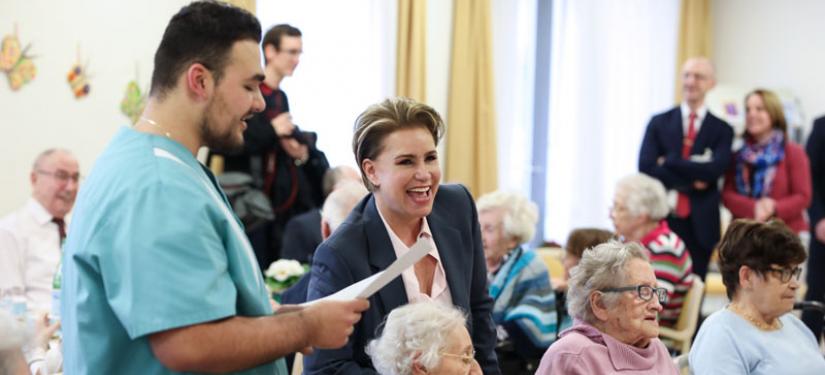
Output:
[690, 219, 825, 374]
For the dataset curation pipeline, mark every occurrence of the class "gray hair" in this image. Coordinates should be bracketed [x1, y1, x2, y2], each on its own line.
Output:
[476, 190, 538, 244]
[366, 302, 466, 375]
[616, 173, 669, 221]
[321, 165, 361, 197]
[321, 181, 368, 232]
[566, 240, 650, 325]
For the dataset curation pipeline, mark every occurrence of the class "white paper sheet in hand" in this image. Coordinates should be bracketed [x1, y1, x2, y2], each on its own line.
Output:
[302, 238, 431, 305]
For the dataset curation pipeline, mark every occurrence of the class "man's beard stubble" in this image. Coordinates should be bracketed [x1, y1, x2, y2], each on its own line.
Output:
[200, 95, 245, 155]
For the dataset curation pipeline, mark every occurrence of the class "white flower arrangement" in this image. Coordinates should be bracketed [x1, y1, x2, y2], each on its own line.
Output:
[264, 259, 308, 293]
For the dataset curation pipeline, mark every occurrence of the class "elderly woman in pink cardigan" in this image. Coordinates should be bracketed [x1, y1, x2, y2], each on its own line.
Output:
[536, 241, 678, 375]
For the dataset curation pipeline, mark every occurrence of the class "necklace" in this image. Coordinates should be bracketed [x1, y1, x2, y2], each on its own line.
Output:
[139, 116, 172, 139]
[728, 303, 782, 331]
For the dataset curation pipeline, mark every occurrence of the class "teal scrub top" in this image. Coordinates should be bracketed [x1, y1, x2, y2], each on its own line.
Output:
[62, 127, 287, 374]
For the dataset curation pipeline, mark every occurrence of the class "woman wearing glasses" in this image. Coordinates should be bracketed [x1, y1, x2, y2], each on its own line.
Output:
[536, 241, 678, 375]
[690, 220, 825, 374]
[610, 173, 694, 327]
[366, 302, 481, 375]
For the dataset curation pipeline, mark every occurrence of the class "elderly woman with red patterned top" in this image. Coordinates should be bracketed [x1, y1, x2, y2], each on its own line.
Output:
[610, 173, 693, 327]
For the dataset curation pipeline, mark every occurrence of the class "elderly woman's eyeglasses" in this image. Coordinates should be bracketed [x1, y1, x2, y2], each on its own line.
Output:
[600, 285, 668, 304]
[767, 266, 802, 283]
[440, 349, 476, 366]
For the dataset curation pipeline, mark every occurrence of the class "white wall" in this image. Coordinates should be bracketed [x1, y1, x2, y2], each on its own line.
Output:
[0, 0, 412, 215]
[0, 0, 190, 214]
[256, 0, 398, 170]
[713, 0, 825, 135]
[491, 0, 537, 196]
[5, 0, 823, 216]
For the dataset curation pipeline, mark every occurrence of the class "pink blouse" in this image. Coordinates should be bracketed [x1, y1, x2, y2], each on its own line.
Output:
[536, 321, 678, 375]
[377, 209, 452, 305]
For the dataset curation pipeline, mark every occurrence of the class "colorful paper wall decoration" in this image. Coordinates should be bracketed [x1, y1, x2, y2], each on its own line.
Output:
[67, 47, 90, 98]
[0, 26, 36, 91]
[120, 80, 146, 125]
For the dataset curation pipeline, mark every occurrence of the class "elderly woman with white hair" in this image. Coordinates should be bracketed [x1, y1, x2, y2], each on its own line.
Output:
[536, 241, 678, 374]
[476, 191, 557, 371]
[366, 302, 481, 375]
[610, 173, 693, 327]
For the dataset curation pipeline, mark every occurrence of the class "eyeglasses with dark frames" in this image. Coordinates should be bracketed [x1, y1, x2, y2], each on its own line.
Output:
[766, 266, 802, 283]
[600, 285, 668, 304]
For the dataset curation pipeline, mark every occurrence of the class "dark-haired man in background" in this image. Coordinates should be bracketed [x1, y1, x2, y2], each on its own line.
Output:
[212, 23, 329, 272]
[61, 3, 367, 374]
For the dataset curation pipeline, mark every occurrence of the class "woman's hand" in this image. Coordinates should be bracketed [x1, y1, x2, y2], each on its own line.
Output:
[754, 198, 776, 222]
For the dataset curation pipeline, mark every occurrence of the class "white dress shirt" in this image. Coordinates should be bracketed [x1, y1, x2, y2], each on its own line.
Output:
[680, 102, 708, 135]
[0, 198, 64, 313]
[667, 103, 713, 210]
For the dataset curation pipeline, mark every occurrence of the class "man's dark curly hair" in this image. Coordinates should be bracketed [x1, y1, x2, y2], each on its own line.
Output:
[150, 1, 261, 99]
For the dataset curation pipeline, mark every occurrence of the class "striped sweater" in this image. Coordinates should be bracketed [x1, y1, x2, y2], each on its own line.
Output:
[640, 221, 693, 327]
[489, 246, 558, 358]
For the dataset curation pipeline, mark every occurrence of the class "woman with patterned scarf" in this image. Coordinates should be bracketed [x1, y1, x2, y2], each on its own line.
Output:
[722, 88, 811, 234]
[477, 191, 557, 375]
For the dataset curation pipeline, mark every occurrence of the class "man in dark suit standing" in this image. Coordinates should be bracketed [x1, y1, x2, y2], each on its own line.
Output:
[802, 115, 825, 343]
[639, 57, 733, 280]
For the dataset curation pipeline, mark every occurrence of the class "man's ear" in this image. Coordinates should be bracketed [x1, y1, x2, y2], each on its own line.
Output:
[590, 291, 610, 322]
[362, 159, 379, 189]
[707, 76, 717, 90]
[264, 44, 277, 63]
[185, 63, 213, 101]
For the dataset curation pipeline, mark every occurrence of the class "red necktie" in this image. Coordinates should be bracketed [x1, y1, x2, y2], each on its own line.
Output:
[675, 113, 697, 218]
[52, 217, 66, 246]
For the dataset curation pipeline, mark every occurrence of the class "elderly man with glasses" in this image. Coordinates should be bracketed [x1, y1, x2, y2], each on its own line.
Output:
[536, 241, 679, 375]
[0, 148, 79, 314]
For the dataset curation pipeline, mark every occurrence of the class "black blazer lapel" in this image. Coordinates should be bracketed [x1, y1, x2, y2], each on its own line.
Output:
[692, 113, 718, 154]
[667, 109, 685, 153]
[364, 197, 409, 314]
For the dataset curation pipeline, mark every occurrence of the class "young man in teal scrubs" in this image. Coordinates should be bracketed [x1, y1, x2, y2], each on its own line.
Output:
[60, 2, 368, 374]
